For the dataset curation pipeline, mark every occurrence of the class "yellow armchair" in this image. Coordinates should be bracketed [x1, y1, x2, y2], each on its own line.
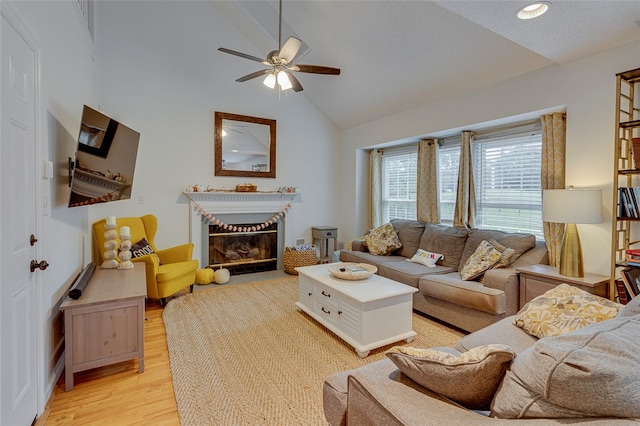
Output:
[92, 214, 198, 306]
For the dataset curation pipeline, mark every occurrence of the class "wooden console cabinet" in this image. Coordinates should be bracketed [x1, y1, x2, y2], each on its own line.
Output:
[60, 264, 146, 391]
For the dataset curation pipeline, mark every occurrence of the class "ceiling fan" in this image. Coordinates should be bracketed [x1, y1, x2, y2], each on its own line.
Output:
[217, 0, 341, 92]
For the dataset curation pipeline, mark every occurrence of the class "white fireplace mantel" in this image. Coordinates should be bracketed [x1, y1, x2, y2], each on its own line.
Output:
[184, 191, 299, 266]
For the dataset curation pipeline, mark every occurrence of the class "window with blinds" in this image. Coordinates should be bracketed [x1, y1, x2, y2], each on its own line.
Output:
[382, 148, 417, 223]
[473, 132, 543, 237]
[381, 121, 543, 237]
[438, 144, 460, 225]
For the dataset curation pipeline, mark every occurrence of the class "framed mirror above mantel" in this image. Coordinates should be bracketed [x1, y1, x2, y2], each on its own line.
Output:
[214, 111, 276, 178]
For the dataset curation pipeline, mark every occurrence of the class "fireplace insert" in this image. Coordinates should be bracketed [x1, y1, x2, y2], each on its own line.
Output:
[208, 223, 277, 274]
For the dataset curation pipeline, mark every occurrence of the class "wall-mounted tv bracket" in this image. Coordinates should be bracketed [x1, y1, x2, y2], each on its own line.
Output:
[68, 157, 77, 187]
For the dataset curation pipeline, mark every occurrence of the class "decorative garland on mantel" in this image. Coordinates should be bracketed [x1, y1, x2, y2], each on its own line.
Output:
[188, 197, 291, 233]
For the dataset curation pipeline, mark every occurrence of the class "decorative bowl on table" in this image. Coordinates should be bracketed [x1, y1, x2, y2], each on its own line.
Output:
[327, 262, 377, 280]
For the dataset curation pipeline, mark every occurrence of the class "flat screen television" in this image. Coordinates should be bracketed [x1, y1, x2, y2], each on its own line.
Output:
[68, 105, 140, 207]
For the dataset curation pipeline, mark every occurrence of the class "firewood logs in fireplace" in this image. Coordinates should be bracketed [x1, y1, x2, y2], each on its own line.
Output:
[224, 242, 260, 261]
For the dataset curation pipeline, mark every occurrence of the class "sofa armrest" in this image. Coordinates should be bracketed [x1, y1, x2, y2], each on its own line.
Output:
[346, 361, 492, 425]
[482, 267, 520, 316]
[348, 239, 367, 252]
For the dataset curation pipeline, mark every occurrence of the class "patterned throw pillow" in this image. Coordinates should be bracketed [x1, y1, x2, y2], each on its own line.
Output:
[364, 223, 402, 255]
[407, 249, 444, 267]
[130, 238, 155, 258]
[386, 344, 516, 410]
[513, 284, 621, 339]
[488, 239, 516, 268]
[460, 240, 502, 280]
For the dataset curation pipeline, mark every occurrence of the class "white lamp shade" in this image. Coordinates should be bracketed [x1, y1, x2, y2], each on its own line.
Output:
[542, 189, 602, 224]
[263, 73, 276, 89]
[277, 70, 292, 90]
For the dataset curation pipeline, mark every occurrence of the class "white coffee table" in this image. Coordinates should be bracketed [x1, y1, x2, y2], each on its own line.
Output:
[295, 263, 418, 358]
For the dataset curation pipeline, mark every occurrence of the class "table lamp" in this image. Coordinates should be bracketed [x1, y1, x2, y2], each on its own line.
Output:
[542, 187, 602, 277]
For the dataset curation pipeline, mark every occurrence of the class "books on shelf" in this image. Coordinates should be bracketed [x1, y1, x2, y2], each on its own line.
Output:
[616, 280, 631, 305]
[625, 248, 640, 266]
[620, 266, 640, 299]
[618, 187, 640, 218]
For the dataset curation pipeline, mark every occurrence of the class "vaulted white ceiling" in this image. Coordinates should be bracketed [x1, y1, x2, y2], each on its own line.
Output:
[214, 1, 640, 130]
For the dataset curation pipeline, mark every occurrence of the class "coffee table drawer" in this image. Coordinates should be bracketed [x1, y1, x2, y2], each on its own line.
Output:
[313, 297, 340, 326]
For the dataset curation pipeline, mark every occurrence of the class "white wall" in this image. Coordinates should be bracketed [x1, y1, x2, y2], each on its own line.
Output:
[338, 41, 640, 276]
[89, 1, 341, 252]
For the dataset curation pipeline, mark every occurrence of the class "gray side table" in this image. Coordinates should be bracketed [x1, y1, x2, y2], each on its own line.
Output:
[312, 226, 338, 263]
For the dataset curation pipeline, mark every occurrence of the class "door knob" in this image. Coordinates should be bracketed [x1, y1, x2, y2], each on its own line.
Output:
[30, 260, 49, 272]
[30, 234, 38, 246]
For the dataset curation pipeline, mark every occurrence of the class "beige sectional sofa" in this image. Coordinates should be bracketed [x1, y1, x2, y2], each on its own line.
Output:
[323, 295, 640, 424]
[340, 219, 548, 332]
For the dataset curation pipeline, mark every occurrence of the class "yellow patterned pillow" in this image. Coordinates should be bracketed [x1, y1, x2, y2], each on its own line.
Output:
[386, 344, 516, 409]
[460, 240, 502, 280]
[513, 284, 622, 339]
[364, 223, 402, 255]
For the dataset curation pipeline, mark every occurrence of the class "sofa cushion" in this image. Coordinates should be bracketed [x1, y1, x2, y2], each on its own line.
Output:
[513, 284, 621, 339]
[491, 315, 640, 419]
[390, 219, 425, 258]
[460, 241, 502, 281]
[386, 344, 516, 410]
[454, 316, 537, 355]
[419, 224, 469, 269]
[419, 273, 506, 315]
[364, 223, 402, 255]
[459, 229, 536, 271]
[408, 249, 444, 267]
[379, 261, 455, 288]
[340, 250, 405, 266]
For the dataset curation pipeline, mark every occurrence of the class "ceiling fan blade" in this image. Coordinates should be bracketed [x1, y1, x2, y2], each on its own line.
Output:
[291, 41, 310, 64]
[236, 69, 272, 82]
[292, 64, 341, 75]
[286, 71, 303, 92]
[218, 47, 266, 64]
[278, 36, 302, 64]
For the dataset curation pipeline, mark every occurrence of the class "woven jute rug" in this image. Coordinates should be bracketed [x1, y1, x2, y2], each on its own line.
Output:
[163, 277, 464, 425]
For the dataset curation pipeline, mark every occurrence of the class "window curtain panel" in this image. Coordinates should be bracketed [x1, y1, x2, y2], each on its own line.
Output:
[369, 148, 383, 228]
[541, 112, 567, 267]
[417, 139, 440, 223]
[454, 131, 476, 228]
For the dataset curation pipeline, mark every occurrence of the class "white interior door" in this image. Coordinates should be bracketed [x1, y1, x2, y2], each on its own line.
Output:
[1, 10, 39, 426]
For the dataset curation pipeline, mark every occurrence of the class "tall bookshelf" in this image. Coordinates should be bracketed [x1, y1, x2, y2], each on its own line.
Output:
[610, 67, 640, 301]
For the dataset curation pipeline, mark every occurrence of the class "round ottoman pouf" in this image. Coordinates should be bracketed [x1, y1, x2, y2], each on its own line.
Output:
[195, 267, 214, 285]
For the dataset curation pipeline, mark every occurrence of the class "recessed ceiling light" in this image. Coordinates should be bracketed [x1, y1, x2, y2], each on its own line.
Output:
[517, 2, 551, 20]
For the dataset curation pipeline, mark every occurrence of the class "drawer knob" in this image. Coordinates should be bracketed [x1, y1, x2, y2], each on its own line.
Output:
[321, 307, 331, 314]
[338, 310, 342, 315]
[321, 290, 331, 298]
[308, 292, 312, 297]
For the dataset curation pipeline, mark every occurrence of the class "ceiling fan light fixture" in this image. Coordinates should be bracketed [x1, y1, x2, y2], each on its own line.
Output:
[517, 2, 550, 20]
[263, 73, 277, 89]
[277, 70, 292, 90]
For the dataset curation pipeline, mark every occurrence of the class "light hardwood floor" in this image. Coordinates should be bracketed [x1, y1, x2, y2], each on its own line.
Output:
[39, 296, 181, 426]
[38, 271, 290, 425]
